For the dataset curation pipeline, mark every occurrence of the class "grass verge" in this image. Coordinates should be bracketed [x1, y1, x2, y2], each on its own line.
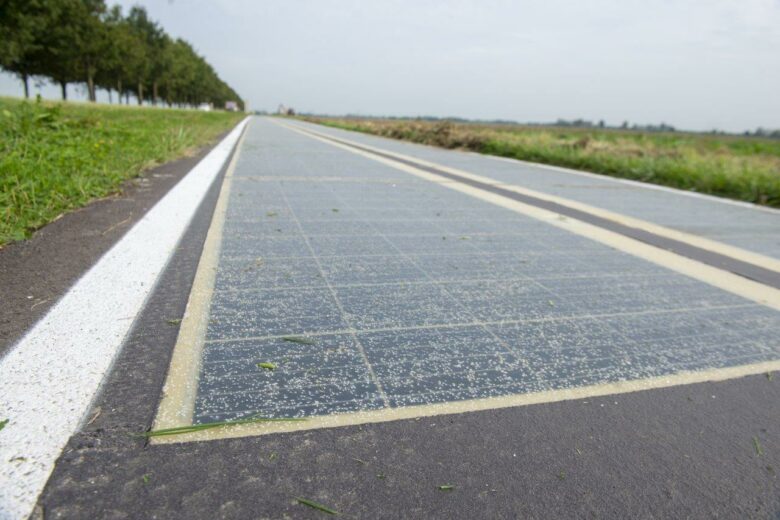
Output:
[0, 97, 244, 245]
[300, 117, 780, 208]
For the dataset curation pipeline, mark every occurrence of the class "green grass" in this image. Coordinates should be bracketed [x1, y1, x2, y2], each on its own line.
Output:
[300, 117, 780, 208]
[0, 97, 244, 246]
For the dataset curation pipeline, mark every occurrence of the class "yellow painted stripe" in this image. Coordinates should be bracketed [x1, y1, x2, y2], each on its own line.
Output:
[284, 120, 780, 274]
[154, 122, 249, 431]
[152, 359, 780, 444]
[276, 120, 780, 312]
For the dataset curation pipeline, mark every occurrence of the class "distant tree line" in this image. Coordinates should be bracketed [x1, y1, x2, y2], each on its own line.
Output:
[306, 113, 779, 139]
[745, 128, 780, 139]
[0, 0, 243, 109]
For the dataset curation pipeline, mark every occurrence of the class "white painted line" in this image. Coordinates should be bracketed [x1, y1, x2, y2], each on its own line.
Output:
[485, 154, 780, 215]
[0, 117, 249, 519]
[292, 119, 780, 216]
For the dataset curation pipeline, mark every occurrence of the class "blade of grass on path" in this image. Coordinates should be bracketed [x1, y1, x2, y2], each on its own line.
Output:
[753, 436, 763, 456]
[296, 497, 340, 515]
[282, 336, 316, 345]
[141, 415, 305, 438]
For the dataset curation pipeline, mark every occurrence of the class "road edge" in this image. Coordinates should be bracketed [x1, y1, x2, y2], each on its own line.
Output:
[0, 117, 250, 519]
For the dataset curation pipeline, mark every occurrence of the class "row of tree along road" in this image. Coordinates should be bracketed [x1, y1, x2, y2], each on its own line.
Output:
[0, 0, 243, 110]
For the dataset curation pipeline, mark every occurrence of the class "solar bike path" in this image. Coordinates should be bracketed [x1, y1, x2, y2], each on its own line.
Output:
[154, 117, 780, 441]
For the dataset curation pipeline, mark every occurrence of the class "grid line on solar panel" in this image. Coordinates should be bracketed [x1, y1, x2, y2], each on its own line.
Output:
[200, 302, 763, 344]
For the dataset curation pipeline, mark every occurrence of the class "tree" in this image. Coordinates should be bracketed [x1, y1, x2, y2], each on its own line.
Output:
[95, 5, 146, 104]
[1, 1, 244, 108]
[75, 0, 109, 102]
[148, 33, 171, 105]
[165, 39, 197, 106]
[125, 6, 160, 104]
[26, 0, 95, 101]
[95, 5, 124, 102]
[0, 0, 49, 98]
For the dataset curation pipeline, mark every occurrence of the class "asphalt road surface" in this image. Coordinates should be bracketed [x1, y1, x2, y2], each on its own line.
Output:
[13, 117, 780, 518]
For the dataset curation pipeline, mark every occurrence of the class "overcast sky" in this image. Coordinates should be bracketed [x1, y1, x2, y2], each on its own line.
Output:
[2, 0, 778, 132]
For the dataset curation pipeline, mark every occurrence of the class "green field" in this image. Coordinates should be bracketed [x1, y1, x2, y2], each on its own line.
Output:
[302, 117, 780, 208]
[0, 97, 243, 245]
